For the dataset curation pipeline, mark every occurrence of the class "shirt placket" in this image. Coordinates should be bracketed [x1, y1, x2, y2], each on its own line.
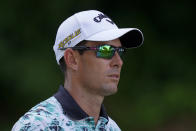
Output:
[95, 117, 108, 131]
[76, 117, 96, 131]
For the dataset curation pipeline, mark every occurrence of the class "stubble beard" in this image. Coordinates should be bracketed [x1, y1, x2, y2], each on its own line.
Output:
[99, 83, 118, 96]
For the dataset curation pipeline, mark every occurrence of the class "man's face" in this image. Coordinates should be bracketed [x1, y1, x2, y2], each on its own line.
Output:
[77, 39, 123, 96]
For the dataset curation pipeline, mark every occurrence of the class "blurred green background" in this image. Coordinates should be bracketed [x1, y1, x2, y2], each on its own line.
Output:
[0, 0, 196, 130]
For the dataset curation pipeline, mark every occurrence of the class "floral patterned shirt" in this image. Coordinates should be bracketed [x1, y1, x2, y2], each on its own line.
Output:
[12, 85, 121, 131]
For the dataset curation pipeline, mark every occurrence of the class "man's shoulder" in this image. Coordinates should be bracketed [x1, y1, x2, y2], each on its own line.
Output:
[12, 96, 66, 131]
[30, 96, 62, 116]
[107, 117, 121, 131]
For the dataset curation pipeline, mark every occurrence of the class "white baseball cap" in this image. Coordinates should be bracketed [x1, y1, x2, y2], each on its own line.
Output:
[53, 10, 144, 65]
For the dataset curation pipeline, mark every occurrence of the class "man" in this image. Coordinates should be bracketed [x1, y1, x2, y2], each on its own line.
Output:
[12, 10, 144, 130]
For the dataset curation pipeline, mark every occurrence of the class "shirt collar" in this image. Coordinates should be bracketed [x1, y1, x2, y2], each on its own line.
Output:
[54, 85, 108, 121]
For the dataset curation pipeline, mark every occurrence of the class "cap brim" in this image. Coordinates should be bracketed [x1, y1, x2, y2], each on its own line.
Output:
[85, 28, 144, 48]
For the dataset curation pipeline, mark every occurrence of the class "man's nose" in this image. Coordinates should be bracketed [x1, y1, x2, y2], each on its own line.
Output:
[110, 51, 123, 68]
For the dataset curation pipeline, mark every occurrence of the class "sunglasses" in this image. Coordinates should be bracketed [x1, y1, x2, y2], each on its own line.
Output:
[60, 44, 126, 59]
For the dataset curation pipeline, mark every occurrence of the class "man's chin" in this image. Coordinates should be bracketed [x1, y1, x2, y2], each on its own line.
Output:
[102, 85, 118, 96]
[104, 90, 118, 96]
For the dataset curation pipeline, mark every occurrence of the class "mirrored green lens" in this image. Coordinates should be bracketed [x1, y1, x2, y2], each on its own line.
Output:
[97, 45, 114, 59]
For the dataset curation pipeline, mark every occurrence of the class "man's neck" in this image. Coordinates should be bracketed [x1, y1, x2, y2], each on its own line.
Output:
[64, 79, 104, 124]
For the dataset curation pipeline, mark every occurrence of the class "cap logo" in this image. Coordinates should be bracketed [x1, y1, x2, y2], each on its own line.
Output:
[58, 28, 81, 49]
[93, 13, 114, 25]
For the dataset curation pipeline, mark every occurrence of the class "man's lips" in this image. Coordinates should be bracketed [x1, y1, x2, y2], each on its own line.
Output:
[107, 74, 120, 80]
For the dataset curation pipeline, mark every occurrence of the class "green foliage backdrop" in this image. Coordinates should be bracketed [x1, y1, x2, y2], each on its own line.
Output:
[0, 0, 195, 130]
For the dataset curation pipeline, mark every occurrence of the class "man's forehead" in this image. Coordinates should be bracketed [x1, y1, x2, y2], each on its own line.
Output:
[85, 39, 122, 47]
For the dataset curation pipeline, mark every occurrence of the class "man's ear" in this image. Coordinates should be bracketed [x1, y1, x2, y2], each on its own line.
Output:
[64, 49, 79, 71]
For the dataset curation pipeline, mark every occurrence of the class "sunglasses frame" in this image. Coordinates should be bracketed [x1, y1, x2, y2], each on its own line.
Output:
[59, 44, 126, 59]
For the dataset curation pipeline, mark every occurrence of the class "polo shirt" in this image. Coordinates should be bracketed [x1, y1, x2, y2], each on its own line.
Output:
[12, 85, 121, 131]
